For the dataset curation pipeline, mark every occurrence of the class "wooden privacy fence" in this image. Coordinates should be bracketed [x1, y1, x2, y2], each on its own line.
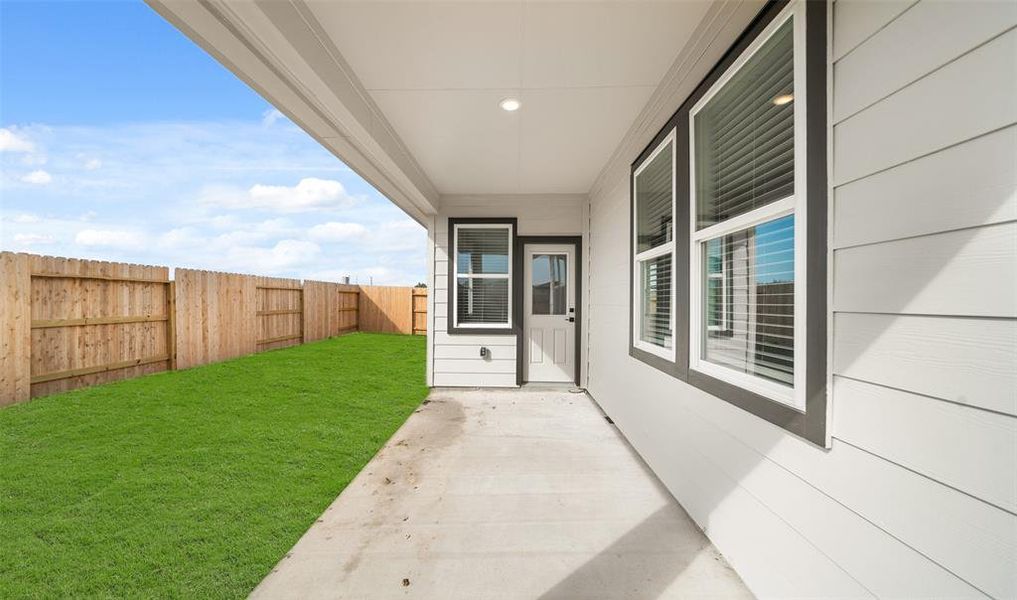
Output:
[359, 285, 429, 335]
[0, 252, 428, 406]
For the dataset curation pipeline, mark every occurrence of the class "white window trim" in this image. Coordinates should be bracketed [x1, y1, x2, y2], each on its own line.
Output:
[632, 128, 677, 361]
[687, 1, 808, 411]
[452, 222, 513, 329]
[706, 239, 729, 333]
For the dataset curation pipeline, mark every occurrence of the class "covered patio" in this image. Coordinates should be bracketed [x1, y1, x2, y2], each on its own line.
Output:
[251, 388, 750, 599]
[149, 0, 1017, 596]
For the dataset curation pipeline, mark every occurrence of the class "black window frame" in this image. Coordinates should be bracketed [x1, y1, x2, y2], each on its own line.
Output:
[628, 0, 828, 446]
[447, 217, 518, 335]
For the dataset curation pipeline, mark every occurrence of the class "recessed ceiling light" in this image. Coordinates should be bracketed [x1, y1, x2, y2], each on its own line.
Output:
[772, 94, 794, 106]
[499, 98, 521, 112]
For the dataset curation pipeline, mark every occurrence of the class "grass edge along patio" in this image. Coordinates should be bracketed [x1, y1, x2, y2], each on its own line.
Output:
[0, 333, 427, 598]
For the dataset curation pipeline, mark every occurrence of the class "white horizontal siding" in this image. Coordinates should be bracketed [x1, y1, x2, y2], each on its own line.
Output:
[583, 1, 1017, 597]
[432, 373, 517, 387]
[434, 345, 516, 360]
[828, 4, 1017, 595]
[833, 221, 1017, 317]
[833, 1, 1017, 121]
[831, 0, 916, 61]
[433, 332, 515, 347]
[833, 312, 1017, 416]
[833, 125, 1017, 249]
[653, 381, 985, 598]
[434, 358, 516, 374]
[429, 194, 584, 387]
[833, 377, 1017, 513]
[834, 27, 1017, 185]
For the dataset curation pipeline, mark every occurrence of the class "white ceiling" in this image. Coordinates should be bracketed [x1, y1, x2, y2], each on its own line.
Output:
[305, 1, 712, 196]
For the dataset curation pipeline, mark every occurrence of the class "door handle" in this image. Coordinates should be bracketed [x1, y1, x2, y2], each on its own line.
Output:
[566, 317, 575, 323]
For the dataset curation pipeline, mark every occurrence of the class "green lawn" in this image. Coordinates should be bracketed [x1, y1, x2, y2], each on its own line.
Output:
[0, 333, 427, 599]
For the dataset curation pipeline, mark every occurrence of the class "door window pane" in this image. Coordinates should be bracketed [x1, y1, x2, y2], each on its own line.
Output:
[531, 254, 567, 315]
[702, 215, 794, 385]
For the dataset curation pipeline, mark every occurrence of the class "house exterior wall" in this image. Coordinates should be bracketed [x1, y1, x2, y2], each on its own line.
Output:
[586, 1, 1017, 598]
[428, 194, 585, 387]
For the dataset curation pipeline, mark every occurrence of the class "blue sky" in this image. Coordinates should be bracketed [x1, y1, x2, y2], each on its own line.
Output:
[0, 0, 426, 285]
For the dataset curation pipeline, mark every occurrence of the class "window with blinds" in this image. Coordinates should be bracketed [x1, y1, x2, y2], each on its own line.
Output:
[690, 8, 802, 407]
[640, 253, 672, 348]
[694, 19, 794, 230]
[636, 141, 673, 253]
[632, 132, 675, 357]
[455, 225, 511, 326]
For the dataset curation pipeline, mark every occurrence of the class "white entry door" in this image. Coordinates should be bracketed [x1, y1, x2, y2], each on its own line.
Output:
[523, 244, 575, 383]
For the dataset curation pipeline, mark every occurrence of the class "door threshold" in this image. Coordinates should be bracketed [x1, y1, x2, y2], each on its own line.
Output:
[520, 382, 582, 391]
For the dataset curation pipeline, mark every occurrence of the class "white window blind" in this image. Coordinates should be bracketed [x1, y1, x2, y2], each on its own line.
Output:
[633, 132, 676, 357]
[455, 226, 511, 326]
[636, 142, 674, 253]
[640, 253, 672, 348]
[694, 19, 794, 230]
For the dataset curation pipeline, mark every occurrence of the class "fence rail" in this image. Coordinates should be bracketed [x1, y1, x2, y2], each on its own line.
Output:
[0, 252, 428, 405]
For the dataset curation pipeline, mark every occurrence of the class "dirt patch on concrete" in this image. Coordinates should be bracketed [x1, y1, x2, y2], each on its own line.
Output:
[336, 392, 466, 576]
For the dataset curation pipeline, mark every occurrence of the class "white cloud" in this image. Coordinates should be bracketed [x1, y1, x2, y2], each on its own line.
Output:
[13, 233, 55, 246]
[199, 178, 356, 213]
[75, 229, 144, 249]
[308, 221, 367, 242]
[21, 170, 52, 185]
[210, 218, 297, 246]
[226, 239, 321, 272]
[361, 219, 425, 252]
[84, 157, 102, 170]
[261, 108, 286, 127]
[20, 153, 48, 167]
[158, 227, 202, 250]
[0, 128, 34, 153]
[206, 215, 238, 229]
[0, 120, 425, 284]
[269, 239, 320, 264]
[248, 178, 354, 212]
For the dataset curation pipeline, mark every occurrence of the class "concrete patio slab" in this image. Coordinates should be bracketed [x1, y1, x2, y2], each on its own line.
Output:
[251, 387, 752, 599]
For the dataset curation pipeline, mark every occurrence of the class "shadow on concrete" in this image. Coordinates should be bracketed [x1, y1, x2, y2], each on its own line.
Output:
[537, 506, 720, 600]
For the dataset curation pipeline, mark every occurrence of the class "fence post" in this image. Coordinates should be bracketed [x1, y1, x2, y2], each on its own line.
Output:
[0, 252, 32, 405]
[300, 286, 306, 343]
[166, 280, 177, 370]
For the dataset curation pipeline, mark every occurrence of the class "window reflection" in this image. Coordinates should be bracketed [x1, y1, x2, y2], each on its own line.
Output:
[704, 215, 794, 385]
[531, 254, 567, 315]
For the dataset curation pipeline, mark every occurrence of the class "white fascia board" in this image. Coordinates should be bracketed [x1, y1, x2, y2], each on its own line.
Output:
[145, 0, 440, 225]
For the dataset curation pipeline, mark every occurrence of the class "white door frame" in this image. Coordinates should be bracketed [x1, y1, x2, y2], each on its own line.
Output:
[514, 236, 582, 386]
